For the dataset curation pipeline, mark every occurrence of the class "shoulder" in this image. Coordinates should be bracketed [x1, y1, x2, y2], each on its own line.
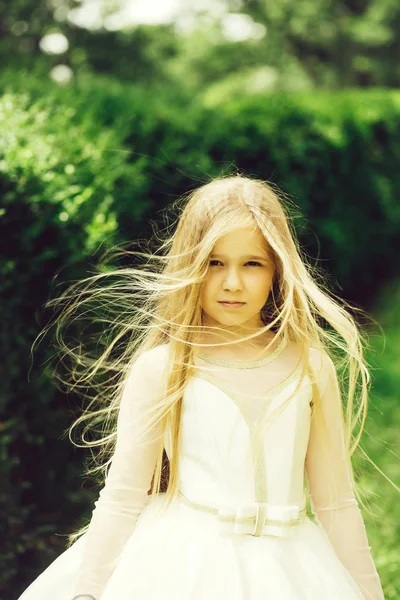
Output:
[141, 342, 170, 362]
[287, 341, 334, 378]
[135, 343, 170, 377]
[309, 346, 335, 372]
[124, 344, 170, 397]
[308, 346, 338, 392]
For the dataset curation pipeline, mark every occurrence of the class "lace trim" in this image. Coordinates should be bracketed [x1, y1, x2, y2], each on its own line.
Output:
[316, 498, 359, 511]
[194, 335, 287, 369]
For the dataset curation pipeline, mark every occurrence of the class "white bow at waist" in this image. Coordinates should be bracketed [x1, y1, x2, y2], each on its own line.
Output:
[178, 490, 307, 538]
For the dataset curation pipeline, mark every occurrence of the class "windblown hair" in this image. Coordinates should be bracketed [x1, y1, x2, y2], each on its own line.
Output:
[36, 173, 390, 547]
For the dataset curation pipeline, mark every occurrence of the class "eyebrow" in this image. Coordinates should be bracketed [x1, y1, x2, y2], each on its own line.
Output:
[210, 253, 268, 261]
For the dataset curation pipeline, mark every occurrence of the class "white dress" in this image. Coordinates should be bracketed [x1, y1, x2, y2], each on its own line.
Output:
[18, 338, 385, 600]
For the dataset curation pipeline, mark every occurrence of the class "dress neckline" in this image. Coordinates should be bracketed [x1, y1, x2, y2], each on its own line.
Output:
[194, 335, 287, 369]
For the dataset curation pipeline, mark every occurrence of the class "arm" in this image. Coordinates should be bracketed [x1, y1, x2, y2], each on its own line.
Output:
[72, 350, 166, 599]
[305, 350, 384, 600]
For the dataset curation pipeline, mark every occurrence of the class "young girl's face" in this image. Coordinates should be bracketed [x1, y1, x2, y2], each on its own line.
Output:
[200, 226, 275, 334]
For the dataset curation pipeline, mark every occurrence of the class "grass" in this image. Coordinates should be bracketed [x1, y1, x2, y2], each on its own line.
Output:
[357, 277, 400, 598]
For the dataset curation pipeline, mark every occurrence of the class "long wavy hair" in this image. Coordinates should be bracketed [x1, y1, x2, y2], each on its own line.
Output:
[35, 173, 394, 547]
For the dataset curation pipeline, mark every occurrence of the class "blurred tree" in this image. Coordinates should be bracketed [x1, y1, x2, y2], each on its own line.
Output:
[1, 0, 400, 93]
[229, 0, 400, 88]
[0, 0, 181, 85]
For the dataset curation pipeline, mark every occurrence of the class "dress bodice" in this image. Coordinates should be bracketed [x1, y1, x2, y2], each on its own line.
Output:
[163, 338, 313, 510]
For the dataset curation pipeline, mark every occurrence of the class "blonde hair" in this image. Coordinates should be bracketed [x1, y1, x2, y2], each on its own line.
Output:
[35, 173, 395, 547]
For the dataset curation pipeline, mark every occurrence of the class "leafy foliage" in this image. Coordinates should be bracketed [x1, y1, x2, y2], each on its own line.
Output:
[1, 71, 399, 597]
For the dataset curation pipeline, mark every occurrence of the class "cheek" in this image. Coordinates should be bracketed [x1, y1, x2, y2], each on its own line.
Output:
[200, 280, 212, 303]
[257, 272, 274, 295]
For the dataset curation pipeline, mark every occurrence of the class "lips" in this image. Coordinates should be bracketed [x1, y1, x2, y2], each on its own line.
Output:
[218, 301, 245, 304]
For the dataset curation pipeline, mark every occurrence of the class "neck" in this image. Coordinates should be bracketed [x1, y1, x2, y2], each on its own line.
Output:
[194, 325, 276, 352]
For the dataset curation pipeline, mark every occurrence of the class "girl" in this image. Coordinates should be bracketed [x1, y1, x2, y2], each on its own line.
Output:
[19, 175, 386, 600]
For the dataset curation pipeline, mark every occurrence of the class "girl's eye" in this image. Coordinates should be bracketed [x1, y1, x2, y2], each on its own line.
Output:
[209, 260, 262, 267]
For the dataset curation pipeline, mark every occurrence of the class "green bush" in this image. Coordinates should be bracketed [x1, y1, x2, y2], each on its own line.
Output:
[1, 71, 399, 597]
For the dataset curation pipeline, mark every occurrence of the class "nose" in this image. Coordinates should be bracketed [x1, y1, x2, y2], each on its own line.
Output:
[223, 268, 243, 291]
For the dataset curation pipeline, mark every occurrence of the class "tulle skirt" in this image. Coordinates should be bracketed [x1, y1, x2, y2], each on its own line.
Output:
[19, 493, 365, 600]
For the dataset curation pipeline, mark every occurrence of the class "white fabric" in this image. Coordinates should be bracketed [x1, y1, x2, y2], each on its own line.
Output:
[18, 341, 384, 600]
[305, 351, 384, 600]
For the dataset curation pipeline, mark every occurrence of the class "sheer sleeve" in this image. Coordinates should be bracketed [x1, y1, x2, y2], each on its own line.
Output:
[71, 349, 166, 600]
[305, 350, 385, 600]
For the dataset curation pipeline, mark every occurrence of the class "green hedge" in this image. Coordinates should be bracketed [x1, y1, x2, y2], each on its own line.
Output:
[1, 71, 399, 597]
